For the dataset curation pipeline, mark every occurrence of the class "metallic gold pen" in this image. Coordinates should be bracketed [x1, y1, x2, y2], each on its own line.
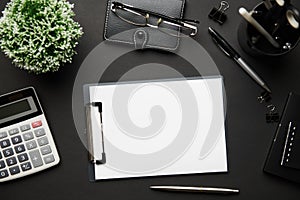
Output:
[150, 186, 239, 194]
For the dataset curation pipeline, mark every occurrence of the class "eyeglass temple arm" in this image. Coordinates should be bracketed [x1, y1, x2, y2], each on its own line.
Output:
[181, 18, 200, 24]
[184, 22, 198, 36]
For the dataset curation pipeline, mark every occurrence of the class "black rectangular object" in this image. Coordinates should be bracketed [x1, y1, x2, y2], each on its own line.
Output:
[264, 92, 300, 183]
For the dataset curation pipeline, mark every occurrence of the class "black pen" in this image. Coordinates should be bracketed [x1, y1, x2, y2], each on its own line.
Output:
[208, 27, 272, 93]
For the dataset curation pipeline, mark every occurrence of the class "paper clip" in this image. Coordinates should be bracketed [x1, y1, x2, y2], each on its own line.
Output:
[209, 1, 230, 25]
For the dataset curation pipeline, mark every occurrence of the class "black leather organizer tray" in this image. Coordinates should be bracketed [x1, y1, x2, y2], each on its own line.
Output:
[104, 0, 186, 50]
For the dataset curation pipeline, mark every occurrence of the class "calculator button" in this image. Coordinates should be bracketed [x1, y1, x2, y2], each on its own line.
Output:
[29, 150, 43, 168]
[37, 137, 49, 147]
[32, 121, 42, 128]
[44, 155, 55, 164]
[6, 157, 17, 166]
[0, 152, 2, 159]
[15, 144, 26, 154]
[11, 135, 22, 144]
[0, 132, 8, 139]
[0, 169, 9, 179]
[3, 148, 14, 157]
[26, 140, 37, 150]
[8, 128, 19, 136]
[34, 128, 46, 137]
[17, 153, 29, 163]
[21, 162, 32, 171]
[41, 145, 52, 155]
[0, 139, 11, 148]
[20, 124, 31, 132]
[0, 160, 5, 169]
[9, 166, 20, 175]
[23, 132, 34, 141]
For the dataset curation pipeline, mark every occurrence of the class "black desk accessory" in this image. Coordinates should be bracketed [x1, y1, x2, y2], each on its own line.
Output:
[264, 92, 300, 183]
[258, 91, 280, 123]
[208, 1, 230, 25]
[104, 0, 187, 50]
[238, 1, 300, 56]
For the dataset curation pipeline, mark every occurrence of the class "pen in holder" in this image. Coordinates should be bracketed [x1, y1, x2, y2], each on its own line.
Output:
[238, 1, 300, 56]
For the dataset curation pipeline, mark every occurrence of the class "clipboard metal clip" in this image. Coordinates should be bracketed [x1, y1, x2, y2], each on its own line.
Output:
[86, 102, 106, 165]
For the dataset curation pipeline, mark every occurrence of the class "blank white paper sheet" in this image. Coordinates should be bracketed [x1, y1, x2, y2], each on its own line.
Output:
[86, 77, 227, 180]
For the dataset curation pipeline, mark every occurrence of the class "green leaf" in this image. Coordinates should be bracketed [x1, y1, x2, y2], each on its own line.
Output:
[0, 0, 83, 74]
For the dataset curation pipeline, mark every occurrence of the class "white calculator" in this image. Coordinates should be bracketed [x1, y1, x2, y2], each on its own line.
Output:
[0, 87, 60, 182]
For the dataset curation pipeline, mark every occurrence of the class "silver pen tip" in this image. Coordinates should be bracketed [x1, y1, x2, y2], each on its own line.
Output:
[263, 84, 272, 94]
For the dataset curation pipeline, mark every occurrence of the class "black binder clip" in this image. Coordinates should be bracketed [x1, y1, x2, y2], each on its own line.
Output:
[208, 1, 230, 25]
[258, 91, 272, 103]
[257, 91, 279, 123]
[266, 104, 280, 123]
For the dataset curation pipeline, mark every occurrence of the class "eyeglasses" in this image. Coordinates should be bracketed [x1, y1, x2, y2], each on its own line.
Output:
[111, 1, 199, 37]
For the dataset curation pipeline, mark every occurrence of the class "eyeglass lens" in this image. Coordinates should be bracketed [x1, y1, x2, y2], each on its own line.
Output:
[114, 7, 147, 26]
[113, 4, 197, 37]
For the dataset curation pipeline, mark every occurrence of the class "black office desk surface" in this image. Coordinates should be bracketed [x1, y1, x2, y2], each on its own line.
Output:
[1, 0, 300, 199]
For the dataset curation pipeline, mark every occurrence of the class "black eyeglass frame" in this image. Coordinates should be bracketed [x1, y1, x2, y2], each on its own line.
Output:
[111, 1, 199, 36]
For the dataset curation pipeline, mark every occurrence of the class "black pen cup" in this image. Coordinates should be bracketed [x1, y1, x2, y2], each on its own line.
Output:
[238, 2, 300, 56]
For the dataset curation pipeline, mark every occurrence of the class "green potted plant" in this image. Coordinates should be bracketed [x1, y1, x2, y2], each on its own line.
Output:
[0, 0, 83, 74]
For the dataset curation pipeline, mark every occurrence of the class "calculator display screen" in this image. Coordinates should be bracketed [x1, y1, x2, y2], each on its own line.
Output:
[0, 97, 38, 125]
[0, 100, 31, 120]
